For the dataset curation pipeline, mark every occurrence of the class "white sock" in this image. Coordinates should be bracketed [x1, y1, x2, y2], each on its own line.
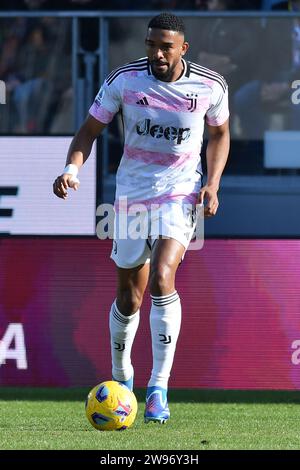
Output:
[109, 300, 140, 382]
[148, 291, 181, 389]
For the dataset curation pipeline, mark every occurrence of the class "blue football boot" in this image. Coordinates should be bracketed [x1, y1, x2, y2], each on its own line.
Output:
[144, 386, 170, 424]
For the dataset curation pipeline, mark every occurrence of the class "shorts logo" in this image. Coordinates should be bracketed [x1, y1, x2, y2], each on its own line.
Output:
[136, 119, 191, 145]
[186, 207, 196, 228]
[186, 93, 198, 112]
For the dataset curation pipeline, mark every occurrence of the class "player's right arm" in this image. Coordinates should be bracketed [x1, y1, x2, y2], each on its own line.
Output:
[53, 115, 107, 199]
[54, 70, 121, 199]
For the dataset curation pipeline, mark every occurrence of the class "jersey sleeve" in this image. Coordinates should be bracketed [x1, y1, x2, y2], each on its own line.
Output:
[89, 78, 121, 124]
[205, 82, 229, 127]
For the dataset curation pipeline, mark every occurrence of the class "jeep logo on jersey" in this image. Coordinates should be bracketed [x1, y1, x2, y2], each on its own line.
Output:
[136, 119, 191, 145]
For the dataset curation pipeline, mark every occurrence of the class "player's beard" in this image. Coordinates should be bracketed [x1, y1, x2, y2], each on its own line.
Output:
[151, 59, 182, 82]
[151, 61, 173, 81]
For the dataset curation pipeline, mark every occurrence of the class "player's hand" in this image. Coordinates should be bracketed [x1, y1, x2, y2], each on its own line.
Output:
[198, 185, 219, 217]
[53, 173, 80, 199]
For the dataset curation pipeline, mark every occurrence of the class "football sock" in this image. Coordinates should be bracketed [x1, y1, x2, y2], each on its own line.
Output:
[109, 300, 140, 382]
[148, 291, 181, 389]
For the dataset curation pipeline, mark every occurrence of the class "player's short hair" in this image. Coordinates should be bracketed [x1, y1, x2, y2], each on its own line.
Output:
[148, 12, 185, 35]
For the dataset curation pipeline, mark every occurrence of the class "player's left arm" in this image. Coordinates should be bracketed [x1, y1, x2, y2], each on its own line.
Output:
[199, 119, 230, 217]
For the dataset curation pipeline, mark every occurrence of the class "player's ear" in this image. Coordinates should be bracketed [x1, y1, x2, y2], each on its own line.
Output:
[181, 42, 189, 56]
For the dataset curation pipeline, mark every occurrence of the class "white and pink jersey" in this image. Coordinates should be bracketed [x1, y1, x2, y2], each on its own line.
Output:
[89, 57, 229, 209]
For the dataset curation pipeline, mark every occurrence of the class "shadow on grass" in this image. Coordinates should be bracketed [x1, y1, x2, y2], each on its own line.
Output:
[0, 388, 299, 404]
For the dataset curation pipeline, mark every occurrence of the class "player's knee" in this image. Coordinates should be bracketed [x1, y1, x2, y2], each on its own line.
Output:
[149, 264, 173, 295]
[116, 288, 143, 315]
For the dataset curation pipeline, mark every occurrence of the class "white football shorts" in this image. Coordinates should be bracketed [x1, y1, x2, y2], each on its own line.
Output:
[110, 202, 200, 269]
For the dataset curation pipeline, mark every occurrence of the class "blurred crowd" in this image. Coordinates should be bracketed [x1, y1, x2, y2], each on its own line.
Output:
[0, 16, 71, 133]
[0, 1, 298, 11]
[0, 0, 277, 12]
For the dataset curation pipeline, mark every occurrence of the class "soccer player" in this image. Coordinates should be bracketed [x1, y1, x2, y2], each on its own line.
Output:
[53, 12, 230, 424]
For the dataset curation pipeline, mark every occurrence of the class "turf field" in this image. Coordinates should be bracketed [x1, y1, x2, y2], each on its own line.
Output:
[0, 388, 299, 450]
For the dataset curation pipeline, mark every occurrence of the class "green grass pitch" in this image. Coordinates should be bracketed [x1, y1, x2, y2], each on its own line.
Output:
[0, 388, 299, 450]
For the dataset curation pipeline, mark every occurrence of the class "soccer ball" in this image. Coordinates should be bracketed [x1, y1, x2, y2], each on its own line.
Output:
[85, 380, 138, 431]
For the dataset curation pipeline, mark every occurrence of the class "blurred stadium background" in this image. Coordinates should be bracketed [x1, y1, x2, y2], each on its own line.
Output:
[0, 0, 300, 450]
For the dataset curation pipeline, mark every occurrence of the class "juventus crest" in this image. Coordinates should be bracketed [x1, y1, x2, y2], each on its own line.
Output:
[186, 93, 198, 112]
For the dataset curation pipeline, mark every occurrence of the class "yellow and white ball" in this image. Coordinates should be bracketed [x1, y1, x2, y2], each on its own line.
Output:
[85, 381, 138, 431]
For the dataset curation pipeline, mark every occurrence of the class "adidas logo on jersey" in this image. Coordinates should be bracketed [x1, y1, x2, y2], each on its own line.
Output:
[136, 97, 149, 105]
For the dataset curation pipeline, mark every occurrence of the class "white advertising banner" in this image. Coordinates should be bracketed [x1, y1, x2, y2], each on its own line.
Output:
[0, 137, 96, 235]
